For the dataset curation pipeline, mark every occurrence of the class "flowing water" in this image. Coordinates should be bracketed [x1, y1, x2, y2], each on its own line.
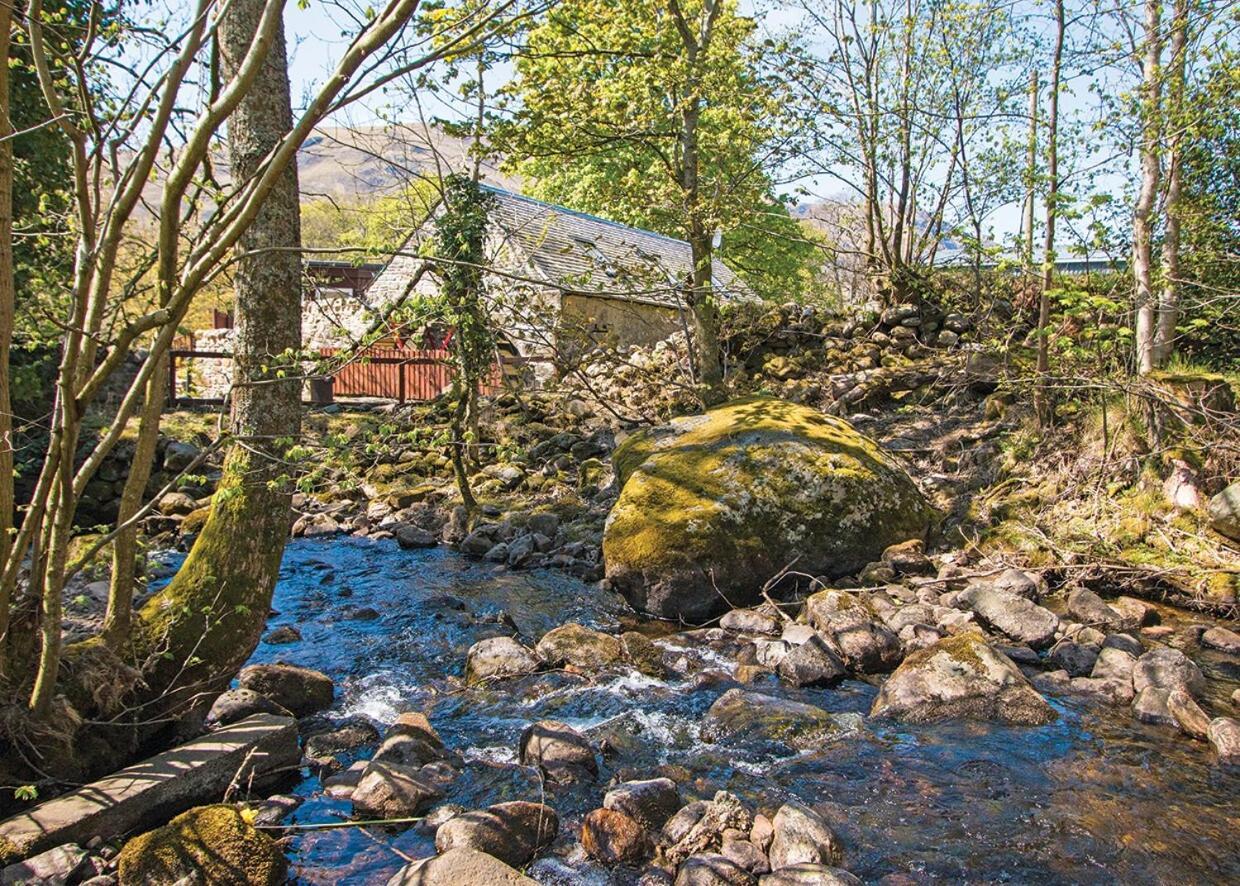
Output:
[230, 537, 1239, 885]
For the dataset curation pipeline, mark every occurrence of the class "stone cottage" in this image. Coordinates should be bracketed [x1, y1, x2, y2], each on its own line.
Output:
[181, 187, 752, 400]
[313, 185, 752, 357]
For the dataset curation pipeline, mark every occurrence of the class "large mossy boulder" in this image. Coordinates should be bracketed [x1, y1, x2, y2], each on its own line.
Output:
[117, 804, 286, 885]
[603, 398, 932, 620]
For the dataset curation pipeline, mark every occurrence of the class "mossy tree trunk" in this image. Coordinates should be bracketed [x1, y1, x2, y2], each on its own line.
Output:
[128, 0, 302, 722]
[436, 175, 493, 517]
[0, 0, 15, 680]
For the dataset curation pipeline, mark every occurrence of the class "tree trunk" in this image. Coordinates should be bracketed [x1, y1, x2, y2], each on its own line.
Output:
[681, 99, 723, 396]
[102, 365, 166, 648]
[1034, 0, 1063, 428]
[1023, 68, 1038, 278]
[1154, 0, 1187, 366]
[127, 0, 302, 722]
[0, 0, 16, 679]
[1133, 0, 1163, 375]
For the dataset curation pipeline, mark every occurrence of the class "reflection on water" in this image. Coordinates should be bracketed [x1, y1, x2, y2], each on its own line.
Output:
[238, 537, 1239, 885]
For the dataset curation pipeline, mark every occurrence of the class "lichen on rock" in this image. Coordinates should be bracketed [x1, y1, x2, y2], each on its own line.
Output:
[116, 804, 287, 885]
[603, 397, 932, 620]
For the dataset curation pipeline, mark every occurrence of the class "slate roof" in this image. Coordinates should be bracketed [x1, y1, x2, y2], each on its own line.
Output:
[479, 185, 751, 308]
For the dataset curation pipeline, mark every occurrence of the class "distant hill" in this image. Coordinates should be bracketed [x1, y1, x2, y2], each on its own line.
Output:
[138, 123, 520, 213]
[294, 124, 521, 202]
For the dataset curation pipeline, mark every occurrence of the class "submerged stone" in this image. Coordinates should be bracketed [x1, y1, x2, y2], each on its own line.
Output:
[603, 397, 931, 621]
[535, 622, 622, 670]
[701, 689, 857, 748]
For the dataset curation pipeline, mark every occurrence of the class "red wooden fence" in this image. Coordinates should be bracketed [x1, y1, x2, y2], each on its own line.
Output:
[321, 348, 457, 401]
[169, 345, 526, 405]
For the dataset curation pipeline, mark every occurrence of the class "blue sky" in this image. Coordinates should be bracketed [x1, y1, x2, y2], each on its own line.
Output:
[278, 0, 1139, 249]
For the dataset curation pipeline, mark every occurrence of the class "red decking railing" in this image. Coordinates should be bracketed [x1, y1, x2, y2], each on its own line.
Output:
[168, 345, 531, 406]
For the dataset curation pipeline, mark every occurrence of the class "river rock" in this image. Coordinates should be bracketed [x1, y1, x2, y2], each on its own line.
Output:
[304, 720, 381, 760]
[1133, 687, 1177, 726]
[605, 778, 681, 832]
[351, 760, 446, 818]
[720, 609, 782, 636]
[264, 624, 301, 644]
[622, 631, 668, 677]
[373, 731, 447, 769]
[759, 865, 861, 885]
[881, 538, 931, 575]
[1111, 596, 1159, 627]
[582, 808, 650, 865]
[1201, 626, 1240, 654]
[435, 801, 558, 868]
[2, 844, 90, 886]
[990, 568, 1043, 600]
[768, 803, 841, 870]
[518, 720, 597, 782]
[803, 589, 902, 673]
[702, 689, 854, 748]
[237, 663, 334, 716]
[1048, 639, 1099, 677]
[956, 585, 1059, 649]
[157, 491, 199, 516]
[603, 398, 931, 621]
[117, 805, 286, 885]
[205, 688, 292, 727]
[394, 524, 437, 548]
[1090, 646, 1137, 684]
[1101, 633, 1143, 658]
[464, 636, 538, 685]
[1066, 589, 1126, 630]
[535, 622, 623, 670]
[675, 854, 756, 885]
[721, 836, 769, 874]
[776, 635, 848, 687]
[885, 604, 936, 633]
[664, 792, 753, 865]
[322, 761, 368, 799]
[662, 801, 709, 846]
[750, 815, 773, 852]
[385, 848, 537, 885]
[869, 632, 1056, 725]
[1207, 717, 1240, 763]
[1207, 481, 1240, 541]
[1132, 648, 1206, 697]
[1167, 688, 1211, 739]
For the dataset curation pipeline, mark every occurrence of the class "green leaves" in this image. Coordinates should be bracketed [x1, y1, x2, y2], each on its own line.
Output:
[494, 0, 816, 300]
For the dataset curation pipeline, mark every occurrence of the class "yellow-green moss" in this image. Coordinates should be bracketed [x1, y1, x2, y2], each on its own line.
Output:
[604, 397, 932, 617]
[117, 804, 286, 886]
[0, 836, 21, 866]
[1204, 572, 1238, 603]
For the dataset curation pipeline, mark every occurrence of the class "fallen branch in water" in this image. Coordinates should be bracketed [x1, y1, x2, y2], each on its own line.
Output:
[256, 814, 426, 831]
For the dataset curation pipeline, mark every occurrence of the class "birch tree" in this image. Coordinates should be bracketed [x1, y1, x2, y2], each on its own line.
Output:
[1132, 0, 1163, 375]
